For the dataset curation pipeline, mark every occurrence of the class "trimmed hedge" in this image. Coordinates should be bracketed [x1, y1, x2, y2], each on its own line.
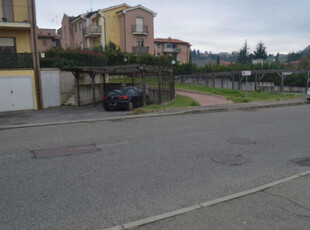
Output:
[0, 53, 33, 69]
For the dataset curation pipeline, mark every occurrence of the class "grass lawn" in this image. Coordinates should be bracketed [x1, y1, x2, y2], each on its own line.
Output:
[135, 94, 200, 114]
[175, 84, 304, 103]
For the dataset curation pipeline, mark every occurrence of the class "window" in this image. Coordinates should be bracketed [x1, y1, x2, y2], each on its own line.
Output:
[157, 43, 160, 49]
[75, 24, 77, 33]
[79, 22, 82, 30]
[0, 37, 16, 53]
[136, 17, 143, 32]
[52, 41, 56, 47]
[157, 53, 161, 57]
[1, 0, 13, 22]
[42, 40, 47, 46]
[136, 39, 143, 48]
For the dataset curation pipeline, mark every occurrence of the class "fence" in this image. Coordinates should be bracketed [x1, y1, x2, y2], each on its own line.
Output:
[0, 53, 33, 69]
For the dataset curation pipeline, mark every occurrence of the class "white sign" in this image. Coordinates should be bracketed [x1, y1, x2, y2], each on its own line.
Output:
[242, 71, 251, 76]
[40, 53, 45, 58]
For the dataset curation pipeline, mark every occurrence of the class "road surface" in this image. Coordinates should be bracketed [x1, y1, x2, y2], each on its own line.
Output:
[1, 104, 310, 229]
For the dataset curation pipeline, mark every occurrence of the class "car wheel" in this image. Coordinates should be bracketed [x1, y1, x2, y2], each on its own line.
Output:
[127, 101, 134, 111]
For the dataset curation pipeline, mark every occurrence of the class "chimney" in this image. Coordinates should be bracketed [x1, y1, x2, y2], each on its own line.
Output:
[168, 37, 171, 40]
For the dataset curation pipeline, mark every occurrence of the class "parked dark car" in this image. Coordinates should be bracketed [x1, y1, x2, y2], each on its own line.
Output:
[103, 86, 150, 111]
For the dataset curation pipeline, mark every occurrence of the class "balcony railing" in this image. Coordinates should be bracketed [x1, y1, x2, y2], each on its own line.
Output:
[0, 53, 33, 69]
[133, 46, 149, 54]
[163, 47, 182, 53]
[0, 4, 30, 23]
[132, 25, 148, 35]
[84, 26, 101, 37]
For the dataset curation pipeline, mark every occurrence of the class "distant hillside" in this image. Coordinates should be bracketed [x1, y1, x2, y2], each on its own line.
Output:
[303, 45, 310, 53]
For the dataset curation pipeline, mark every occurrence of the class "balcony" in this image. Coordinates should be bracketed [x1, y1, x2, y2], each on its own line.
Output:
[163, 47, 182, 53]
[0, 4, 31, 29]
[132, 25, 148, 35]
[0, 53, 33, 69]
[84, 26, 101, 38]
[133, 46, 149, 54]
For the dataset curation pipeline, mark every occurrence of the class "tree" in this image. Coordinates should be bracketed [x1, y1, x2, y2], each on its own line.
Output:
[275, 52, 280, 63]
[297, 55, 310, 69]
[254, 41, 267, 60]
[237, 40, 250, 64]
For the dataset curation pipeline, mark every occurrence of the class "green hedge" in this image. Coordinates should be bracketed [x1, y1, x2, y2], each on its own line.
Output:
[40, 47, 174, 68]
[0, 53, 33, 69]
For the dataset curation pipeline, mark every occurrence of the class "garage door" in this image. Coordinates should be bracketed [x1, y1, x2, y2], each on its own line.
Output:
[0, 76, 35, 112]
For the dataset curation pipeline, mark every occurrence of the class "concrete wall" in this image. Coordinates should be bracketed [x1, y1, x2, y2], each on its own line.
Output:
[59, 70, 75, 104]
[177, 77, 307, 93]
[41, 69, 61, 108]
[79, 84, 103, 105]
[41, 69, 105, 106]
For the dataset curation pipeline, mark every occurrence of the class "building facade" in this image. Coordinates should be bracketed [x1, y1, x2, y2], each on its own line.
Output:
[118, 5, 156, 55]
[0, 0, 42, 112]
[154, 38, 191, 63]
[59, 4, 156, 55]
[37, 28, 60, 52]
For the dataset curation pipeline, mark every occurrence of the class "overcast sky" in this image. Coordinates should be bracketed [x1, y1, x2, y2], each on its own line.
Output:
[36, 0, 310, 54]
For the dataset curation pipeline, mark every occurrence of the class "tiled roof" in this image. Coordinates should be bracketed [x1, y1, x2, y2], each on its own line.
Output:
[155, 38, 190, 45]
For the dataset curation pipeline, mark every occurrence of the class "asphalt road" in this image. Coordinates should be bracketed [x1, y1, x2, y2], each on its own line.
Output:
[1, 104, 310, 229]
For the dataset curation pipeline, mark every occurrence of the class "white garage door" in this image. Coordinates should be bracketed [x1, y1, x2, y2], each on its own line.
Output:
[0, 76, 35, 112]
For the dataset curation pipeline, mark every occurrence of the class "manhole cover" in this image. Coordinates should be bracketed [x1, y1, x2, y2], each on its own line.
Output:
[212, 154, 247, 165]
[228, 137, 256, 145]
[33, 145, 100, 159]
[291, 157, 310, 166]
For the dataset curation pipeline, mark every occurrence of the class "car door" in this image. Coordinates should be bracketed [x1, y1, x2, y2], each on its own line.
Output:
[127, 87, 138, 106]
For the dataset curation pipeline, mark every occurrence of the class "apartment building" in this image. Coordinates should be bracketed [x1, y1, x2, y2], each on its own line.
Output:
[59, 4, 156, 55]
[0, 0, 42, 112]
[37, 28, 60, 52]
[154, 38, 191, 63]
[118, 5, 156, 54]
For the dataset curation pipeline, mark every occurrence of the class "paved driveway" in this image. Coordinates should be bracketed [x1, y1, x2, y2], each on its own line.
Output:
[0, 104, 130, 127]
[176, 90, 233, 106]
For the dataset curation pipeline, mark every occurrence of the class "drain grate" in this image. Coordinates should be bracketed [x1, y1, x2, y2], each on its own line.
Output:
[212, 154, 247, 166]
[291, 157, 310, 166]
[33, 145, 100, 159]
[228, 137, 256, 145]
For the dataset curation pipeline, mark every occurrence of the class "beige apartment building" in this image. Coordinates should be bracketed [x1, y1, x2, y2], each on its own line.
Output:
[154, 38, 191, 63]
[58, 4, 156, 55]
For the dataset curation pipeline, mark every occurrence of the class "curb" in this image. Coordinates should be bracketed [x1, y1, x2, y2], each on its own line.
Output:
[104, 170, 310, 230]
[0, 100, 308, 131]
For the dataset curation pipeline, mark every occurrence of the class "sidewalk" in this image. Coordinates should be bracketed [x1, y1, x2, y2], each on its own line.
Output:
[0, 98, 308, 130]
[137, 172, 310, 230]
[176, 90, 233, 106]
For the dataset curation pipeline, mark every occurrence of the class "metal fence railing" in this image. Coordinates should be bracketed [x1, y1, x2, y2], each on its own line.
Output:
[132, 25, 148, 34]
[0, 53, 33, 69]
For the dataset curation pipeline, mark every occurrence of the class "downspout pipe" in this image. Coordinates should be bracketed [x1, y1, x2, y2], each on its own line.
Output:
[29, 0, 43, 109]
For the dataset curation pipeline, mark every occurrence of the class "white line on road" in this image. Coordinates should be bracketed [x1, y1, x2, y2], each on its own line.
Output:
[104, 170, 310, 230]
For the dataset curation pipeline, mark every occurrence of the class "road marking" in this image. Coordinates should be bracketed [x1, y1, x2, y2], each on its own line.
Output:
[104, 170, 310, 230]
